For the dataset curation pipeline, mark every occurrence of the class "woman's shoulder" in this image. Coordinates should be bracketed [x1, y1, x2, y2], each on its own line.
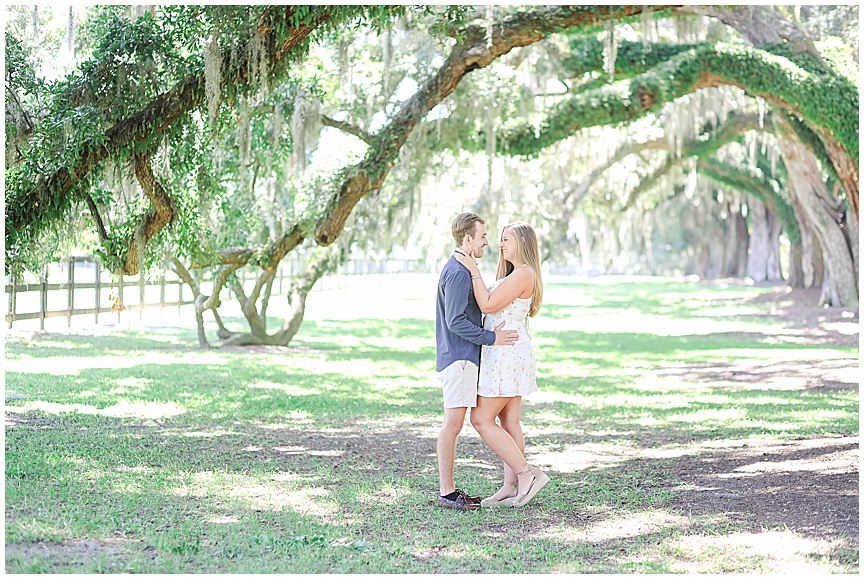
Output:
[510, 265, 535, 281]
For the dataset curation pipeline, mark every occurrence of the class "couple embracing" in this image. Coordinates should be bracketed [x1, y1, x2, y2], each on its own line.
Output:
[435, 212, 550, 510]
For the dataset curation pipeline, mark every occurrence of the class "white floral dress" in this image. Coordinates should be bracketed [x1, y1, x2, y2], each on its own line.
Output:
[478, 278, 536, 397]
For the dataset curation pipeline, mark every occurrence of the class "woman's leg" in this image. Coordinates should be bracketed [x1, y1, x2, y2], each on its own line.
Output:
[483, 396, 525, 501]
[470, 396, 529, 487]
[498, 396, 525, 477]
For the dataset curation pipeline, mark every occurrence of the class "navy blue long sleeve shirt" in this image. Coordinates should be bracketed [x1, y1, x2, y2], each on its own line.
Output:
[436, 255, 496, 371]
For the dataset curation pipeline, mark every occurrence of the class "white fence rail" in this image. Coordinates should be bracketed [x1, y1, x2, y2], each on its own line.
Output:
[5, 256, 429, 329]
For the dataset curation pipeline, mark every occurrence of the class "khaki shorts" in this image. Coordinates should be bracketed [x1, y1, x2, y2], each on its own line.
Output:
[439, 360, 479, 408]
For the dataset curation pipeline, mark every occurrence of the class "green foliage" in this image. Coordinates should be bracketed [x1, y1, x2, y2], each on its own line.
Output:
[699, 160, 801, 245]
[499, 41, 859, 165]
[562, 37, 699, 78]
[784, 112, 841, 187]
[5, 32, 42, 98]
[4, 3, 481, 277]
[814, 37, 859, 85]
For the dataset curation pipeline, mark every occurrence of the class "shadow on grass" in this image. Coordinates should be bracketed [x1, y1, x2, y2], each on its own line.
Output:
[5, 282, 859, 572]
[5, 411, 858, 573]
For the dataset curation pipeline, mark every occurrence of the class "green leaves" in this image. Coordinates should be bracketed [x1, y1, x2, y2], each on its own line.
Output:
[498, 39, 859, 163]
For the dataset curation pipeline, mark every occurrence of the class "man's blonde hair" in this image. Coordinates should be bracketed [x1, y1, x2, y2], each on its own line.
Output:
[451, 213, 485, 246]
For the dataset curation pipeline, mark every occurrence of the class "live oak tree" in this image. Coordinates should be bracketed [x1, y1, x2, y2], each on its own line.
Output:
[7, 5, 668, 346]
[425, 5, 857, 305]
[5, 5, 858, 348]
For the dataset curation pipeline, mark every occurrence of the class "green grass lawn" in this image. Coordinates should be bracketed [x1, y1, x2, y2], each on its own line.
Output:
[5, 275, 858, 573]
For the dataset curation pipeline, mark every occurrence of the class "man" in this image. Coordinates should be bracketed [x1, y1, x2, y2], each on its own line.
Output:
[435, 212, 519, 510]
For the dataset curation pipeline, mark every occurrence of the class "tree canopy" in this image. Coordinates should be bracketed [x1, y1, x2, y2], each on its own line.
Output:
[4, 4, 859, 346]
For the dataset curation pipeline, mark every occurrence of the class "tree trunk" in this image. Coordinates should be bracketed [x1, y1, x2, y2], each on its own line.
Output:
[192, 295, 211, 349]
[765, 201, 783, 282]
[775, 116, 858, 306]
[840, 199, 859, 285]
[746, 195, 783, 282]
[171, 258, 210, 349]
[674, 5, 858, 216]
[746, 195, 769, 282]
[219, 245, 338, 347]
[787, 241, 804, 287]
[571, 209, 592, 272]
[721, 202, 749, 278]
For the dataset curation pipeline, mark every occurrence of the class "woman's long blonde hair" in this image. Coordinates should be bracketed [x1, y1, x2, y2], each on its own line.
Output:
[495, 221, 543, 317]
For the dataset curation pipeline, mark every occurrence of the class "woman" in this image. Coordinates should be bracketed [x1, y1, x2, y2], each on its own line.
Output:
[453, 221, 549, 507]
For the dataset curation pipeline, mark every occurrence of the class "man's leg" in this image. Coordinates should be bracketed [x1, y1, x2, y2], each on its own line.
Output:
[437, 406, 467, 496]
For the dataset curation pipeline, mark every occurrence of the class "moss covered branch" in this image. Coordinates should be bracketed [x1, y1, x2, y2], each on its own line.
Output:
[698, 159, 801, 245]
[312, 4, 673, 246]
[501, 42, 857, 171]
[5, 6, 382, 270]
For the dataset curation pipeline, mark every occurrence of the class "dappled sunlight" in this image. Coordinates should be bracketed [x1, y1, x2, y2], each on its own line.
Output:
[821, 322, 858, 336]
[669, 408, 746, 423]
[173, 471, 340, 518]
[365, 377, 436, 403]
[250, 380, 319, 396]
[207, 515, 240, 524]
[4, 516, 65, 543]
[108, 467, 154, 494]
[665, 529, 851, 573]
[544, 509, 690, 545]
[114, 377, 155, 388]
[227, 482, 337, 517]
[6, 352, 227, 375]
[531, 442, 640, 473]
[4, 275, 857, 573]
[170, 428, 237, 438]
[363, 337, 433, 351]
[11, 400, 186, 420]
[455, 457, 498, 471]
[538, 311, 772, 337]
[354, 484, 412, 506]
[527, 390, 592, 406]
[653, 358, 859, 393]
[254, 412, 313, 427]
[727, 454, 856, 476]
[528, 437, 703, 473]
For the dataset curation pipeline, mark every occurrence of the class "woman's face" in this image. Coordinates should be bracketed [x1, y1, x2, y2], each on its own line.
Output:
[500, 229, 519, 263]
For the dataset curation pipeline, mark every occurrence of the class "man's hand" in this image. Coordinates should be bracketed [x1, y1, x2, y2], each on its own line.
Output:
[493, 321, 519, 346]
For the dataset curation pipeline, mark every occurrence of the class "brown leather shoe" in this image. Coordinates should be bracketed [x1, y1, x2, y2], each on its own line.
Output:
[436, 489, 481, 510]
[455, 488, 481, 504]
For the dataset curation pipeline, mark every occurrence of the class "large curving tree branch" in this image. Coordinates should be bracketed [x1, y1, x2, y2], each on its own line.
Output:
[607, 113, 798, 245]
[312, 4, 673, 246]
[5, 6, 354, 266]
[321, 114, 373, 144]
[498, 41, 857, 213]
[561, 112, 763, 223]
[121, 150, 175, 276]
[673, 5, 822, 59]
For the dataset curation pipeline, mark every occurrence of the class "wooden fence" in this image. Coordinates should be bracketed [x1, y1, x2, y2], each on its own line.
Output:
[5, 256, 429, 329]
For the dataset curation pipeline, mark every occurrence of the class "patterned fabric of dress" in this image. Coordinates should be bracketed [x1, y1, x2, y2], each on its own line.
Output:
[478, 278, 537, 397]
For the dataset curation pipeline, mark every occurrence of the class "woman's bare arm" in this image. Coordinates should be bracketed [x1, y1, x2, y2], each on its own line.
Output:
[453, 253, 533, 313]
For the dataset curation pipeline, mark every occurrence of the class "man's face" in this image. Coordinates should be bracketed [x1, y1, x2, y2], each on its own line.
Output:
[467, 222, 488, 258]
